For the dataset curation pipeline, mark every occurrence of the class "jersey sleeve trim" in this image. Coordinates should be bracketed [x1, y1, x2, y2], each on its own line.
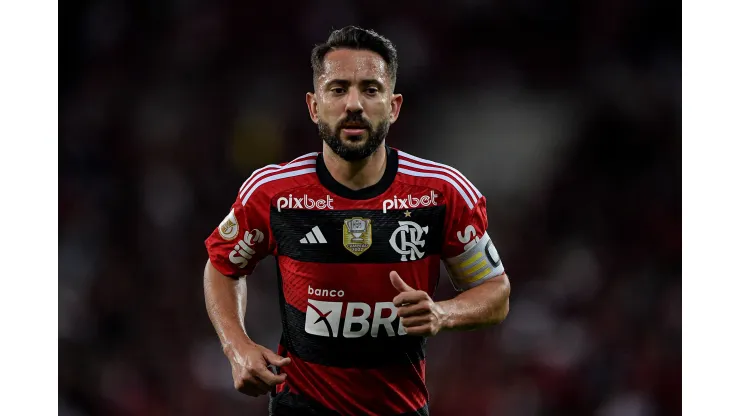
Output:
[397, 150, 482, 200]
[398, 167, 476, 210]
[239, 153, 319, 204]
[241, 166, 318, 206]
[238, 152, 319, 195]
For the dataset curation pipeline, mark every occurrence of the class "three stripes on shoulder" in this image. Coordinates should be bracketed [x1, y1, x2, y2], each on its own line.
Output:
[300, 226, 327, 244]
[238, 150, 483, 211]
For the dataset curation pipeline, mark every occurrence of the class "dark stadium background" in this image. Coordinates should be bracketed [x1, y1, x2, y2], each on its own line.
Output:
[59, 1, 680, 415]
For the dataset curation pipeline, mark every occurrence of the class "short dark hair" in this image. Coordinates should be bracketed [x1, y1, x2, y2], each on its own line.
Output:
[311, 26, 398, 90]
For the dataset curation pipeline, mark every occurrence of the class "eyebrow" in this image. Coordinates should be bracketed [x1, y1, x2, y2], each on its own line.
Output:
[325, 79, 385, 90]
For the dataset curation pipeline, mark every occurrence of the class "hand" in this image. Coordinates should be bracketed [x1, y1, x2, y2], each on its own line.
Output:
[390, 271, 448, 337]
[224, 340, 291, 397]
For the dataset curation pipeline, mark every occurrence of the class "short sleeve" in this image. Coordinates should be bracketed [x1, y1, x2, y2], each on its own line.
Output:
[442, 196, 505, 291]
[204, 187, 273, 278]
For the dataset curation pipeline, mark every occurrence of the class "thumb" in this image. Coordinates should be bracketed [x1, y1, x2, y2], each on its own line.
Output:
[262, 348, 292, 367]
[390, 271, 415, 293]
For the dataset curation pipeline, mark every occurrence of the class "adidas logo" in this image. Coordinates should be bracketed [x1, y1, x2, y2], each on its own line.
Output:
[300, 226, 327, 244]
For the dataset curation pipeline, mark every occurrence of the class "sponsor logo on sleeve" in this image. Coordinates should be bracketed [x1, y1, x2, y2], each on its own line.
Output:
[457, 225, 480, 251]
[228, 229, 265, 269]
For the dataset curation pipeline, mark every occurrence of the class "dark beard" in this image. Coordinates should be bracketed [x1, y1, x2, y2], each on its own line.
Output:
[318, 116, 390, 162]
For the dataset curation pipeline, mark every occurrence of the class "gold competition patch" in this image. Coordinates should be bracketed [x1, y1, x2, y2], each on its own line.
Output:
[218, 208, 239, 241]
[343, 217, 372, 256]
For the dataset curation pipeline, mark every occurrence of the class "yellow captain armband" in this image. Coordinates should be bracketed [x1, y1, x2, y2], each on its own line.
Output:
[443, 232, 505, 291]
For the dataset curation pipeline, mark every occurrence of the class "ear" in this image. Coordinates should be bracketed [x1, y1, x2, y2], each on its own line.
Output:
[389, 93, 403, 124]
[306, 92, 319, 124]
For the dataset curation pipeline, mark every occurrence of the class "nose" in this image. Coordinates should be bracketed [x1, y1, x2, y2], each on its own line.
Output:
[344, 87, 364, 113]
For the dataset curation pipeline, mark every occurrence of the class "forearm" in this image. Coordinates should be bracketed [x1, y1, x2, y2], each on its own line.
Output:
[438, 273, 510, 331]
[204, 260, 252, 350]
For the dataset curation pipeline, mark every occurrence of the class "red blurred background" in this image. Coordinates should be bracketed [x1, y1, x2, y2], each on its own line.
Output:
[59, 1, 680, 415]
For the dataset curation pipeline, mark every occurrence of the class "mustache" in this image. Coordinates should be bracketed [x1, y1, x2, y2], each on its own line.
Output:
[338, 113, 372, 130]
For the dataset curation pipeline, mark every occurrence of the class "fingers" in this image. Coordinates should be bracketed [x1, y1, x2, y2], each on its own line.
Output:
[253, 365, 287, 386]
[401, 314, 432, 328]
[397, 300, 433, 318]
[262, 349, 292, 368]
[390, 271, 415, 293]
[233, 366, 272, 397]
[234, 366, 286, 397]
[403, 324, 432, 337]
[393, 291, 429, 307]
[235, 375, 271, 397]
[232, 350, 289, 397]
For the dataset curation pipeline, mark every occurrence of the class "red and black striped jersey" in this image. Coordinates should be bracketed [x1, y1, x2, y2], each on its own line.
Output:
[205, 145, 505, 416]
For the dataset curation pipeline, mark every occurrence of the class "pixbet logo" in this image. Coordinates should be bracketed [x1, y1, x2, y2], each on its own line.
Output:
[277, 194, 335, 212]
[228, 229, 265, 269]
[382, 190, 438, 213]
[305, 300, 407, 338]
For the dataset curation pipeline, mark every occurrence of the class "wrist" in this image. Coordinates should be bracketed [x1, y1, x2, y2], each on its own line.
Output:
[436, 300, 455, 331]
[222, 336, 255, 356]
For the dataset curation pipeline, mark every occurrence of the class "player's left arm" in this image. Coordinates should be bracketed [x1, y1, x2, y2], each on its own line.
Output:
[435, 272, 510, 331]
[438, 196, 510, 330]
[391, 196, 510, 336]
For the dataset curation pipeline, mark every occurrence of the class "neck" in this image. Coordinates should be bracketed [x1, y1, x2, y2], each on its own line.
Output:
[321, 142, 388, 191]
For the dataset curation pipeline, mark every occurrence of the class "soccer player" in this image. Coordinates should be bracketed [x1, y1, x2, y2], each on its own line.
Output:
[204, 26, 511, 416]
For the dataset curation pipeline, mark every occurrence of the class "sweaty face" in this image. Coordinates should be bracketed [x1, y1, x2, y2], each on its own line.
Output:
[310, 49, 399, 161]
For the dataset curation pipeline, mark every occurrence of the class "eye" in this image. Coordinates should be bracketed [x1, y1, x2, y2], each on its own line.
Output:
[331, 87, 346, 95]
[366, 87, 379, 95]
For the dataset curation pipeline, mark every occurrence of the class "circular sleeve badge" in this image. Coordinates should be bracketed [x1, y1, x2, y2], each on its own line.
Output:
[218, 208, 239, 241]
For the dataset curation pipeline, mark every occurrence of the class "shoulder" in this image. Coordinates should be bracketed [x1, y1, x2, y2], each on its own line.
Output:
[394, 148, 483, 211]
[237, 152, 320, 207]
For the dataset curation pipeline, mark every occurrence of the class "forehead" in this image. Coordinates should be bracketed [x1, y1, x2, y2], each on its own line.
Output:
[319, 49, 389, 84]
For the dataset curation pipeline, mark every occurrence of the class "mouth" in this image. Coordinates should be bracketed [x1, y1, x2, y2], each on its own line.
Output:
[341, 128, 368, 136]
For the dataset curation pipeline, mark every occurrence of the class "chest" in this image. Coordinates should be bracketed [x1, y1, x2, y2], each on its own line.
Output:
[270, 203, 446, 296]
[271, 203, 444, 259]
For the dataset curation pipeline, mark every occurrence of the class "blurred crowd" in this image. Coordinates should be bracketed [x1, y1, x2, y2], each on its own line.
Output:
[59, 0, 680, 415]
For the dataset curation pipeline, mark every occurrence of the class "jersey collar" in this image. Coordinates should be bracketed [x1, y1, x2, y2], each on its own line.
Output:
[316, 144, 398, 200]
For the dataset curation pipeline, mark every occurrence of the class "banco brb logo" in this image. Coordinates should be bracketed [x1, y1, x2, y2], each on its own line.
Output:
[390, 221, 429, 261]
[305, 300, 407, 338]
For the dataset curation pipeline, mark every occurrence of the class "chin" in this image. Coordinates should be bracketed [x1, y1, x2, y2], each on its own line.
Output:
[341, 134, 368, 143]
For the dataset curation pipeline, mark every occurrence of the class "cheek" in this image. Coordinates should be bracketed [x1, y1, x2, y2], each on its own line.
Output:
[319, 99, 344, 116]
[317, 106, 338, 124]
[367, 103, 391, 122]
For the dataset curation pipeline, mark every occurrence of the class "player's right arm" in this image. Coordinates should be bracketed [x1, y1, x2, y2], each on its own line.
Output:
[203, 187, 290, 397]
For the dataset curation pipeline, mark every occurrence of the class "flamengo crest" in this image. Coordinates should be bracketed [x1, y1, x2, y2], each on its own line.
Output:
[390, 221, 429, 261]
